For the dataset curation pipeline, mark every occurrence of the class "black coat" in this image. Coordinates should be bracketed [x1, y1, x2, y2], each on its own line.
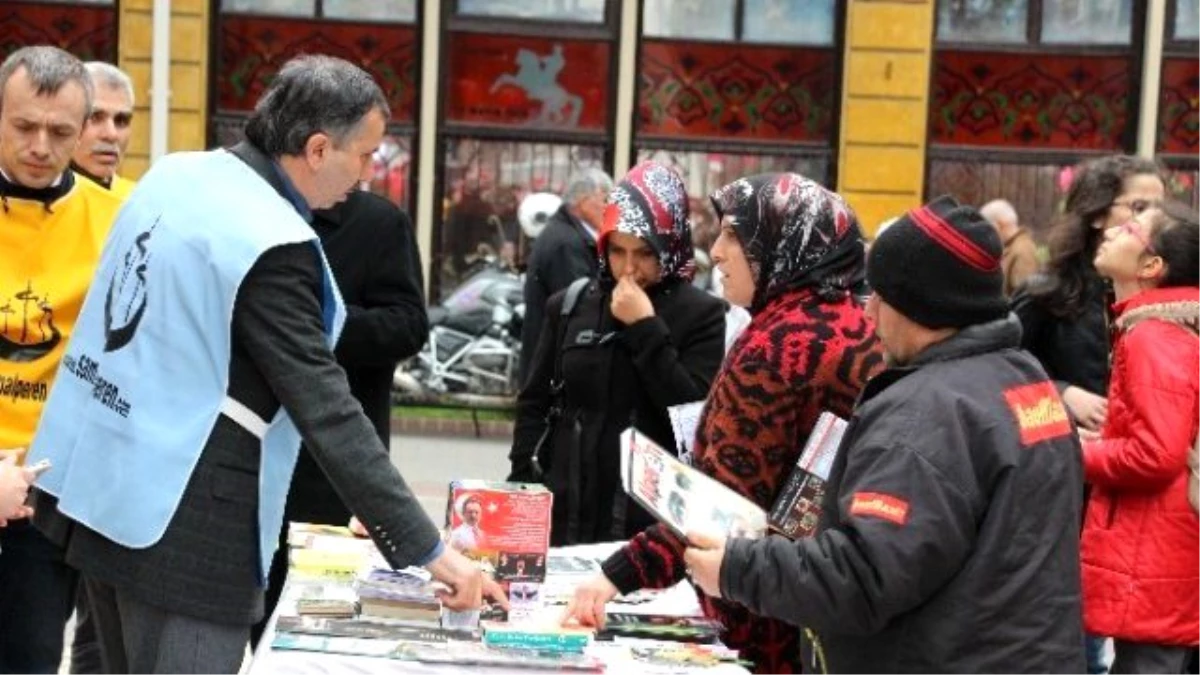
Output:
[720, 317, 1085, 673]
[518, 206, 598, 384]
[288, 190, 428, 526]
[1011, 273, 1111, 396]
[509, 279, 725, 546]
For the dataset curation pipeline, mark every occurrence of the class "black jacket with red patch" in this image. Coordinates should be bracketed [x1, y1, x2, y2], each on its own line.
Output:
[720, 315, 1085, 674]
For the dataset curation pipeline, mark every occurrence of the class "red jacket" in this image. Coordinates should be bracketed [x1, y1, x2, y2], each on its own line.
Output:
[1081, 286, 1199, 646]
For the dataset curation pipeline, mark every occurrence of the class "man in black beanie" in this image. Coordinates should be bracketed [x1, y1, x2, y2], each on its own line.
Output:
[679, 196, 1087, 673]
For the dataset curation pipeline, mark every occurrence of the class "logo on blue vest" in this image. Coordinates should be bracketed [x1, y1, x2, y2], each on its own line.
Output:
[104, 219, 158, 353]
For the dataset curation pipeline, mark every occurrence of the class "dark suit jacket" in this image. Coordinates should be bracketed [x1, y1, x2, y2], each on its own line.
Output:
[518, 206, 598, 383]
[288, 190, 428, 526]
[33, 143, 441, 626]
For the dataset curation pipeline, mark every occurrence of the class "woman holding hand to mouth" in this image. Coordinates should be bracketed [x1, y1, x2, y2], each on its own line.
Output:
[508, 161, 726, 547]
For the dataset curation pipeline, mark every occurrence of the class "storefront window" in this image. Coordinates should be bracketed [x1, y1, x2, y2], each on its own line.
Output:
[937, 0, 1028, 43]
[1175, 0, 1199, 39]
[438, 138, 605, 297]
[1041, 0, 1132, 44]
[642, 0, 734, 40]
[456, 0, 605, 23]
[742, 0, 836, 45]
[325, 0, 416, 21]
[220, 0, 315, 16]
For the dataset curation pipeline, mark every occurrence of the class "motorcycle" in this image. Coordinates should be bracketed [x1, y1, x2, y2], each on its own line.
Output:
[393, 192, 563, 404]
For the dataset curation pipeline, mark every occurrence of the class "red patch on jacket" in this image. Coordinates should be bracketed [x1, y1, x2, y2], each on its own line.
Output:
[1003, 381, 1072, 446]
[849, 492, 910, 525]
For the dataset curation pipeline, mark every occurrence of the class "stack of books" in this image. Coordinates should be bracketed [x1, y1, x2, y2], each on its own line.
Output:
[355, 568, 447, 622]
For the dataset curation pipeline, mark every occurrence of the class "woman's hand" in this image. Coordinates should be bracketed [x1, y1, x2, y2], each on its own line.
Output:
[561, 573, 619, 629]
[1063, 386, 1108, 431]
[611, 275, 654, 325]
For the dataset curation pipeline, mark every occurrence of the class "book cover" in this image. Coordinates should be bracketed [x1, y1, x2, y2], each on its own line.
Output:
[595, 614, 723, 644]
[768, 412, 848, 540]
[621, 428, 767, 540]
[481, 621, 593, 653]
[445, 480, 552, 582]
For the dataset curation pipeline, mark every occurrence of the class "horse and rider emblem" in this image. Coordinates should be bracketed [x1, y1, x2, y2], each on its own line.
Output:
[490, 44, 583, 128]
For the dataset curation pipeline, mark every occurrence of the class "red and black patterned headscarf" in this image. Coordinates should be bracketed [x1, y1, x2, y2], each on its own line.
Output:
[598, 161, 695, 285]
[710, 173, 866, 312]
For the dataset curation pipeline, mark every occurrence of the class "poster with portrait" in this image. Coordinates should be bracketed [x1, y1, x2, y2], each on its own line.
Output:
[445, 480, 552, 581]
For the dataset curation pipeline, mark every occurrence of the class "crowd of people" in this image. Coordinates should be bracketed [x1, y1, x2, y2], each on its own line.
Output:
[0, 43, 1196, 675]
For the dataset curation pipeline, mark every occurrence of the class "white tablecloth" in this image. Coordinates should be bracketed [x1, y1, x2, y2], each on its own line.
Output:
[247, 542, 745, 674]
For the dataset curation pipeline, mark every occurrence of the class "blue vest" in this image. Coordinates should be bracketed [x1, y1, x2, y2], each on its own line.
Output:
[28, 150, 346, 583]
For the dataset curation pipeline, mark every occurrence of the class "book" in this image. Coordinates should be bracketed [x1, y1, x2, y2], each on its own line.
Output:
[292, 583, 358, 618]
[275, 616, 472, 643]
[445, 480, 553, 582]
[595, 614, 723, 644]
[359, 596, 442, 622]
[481, 621, 593, 654]
[620, 428, 768, 540]
[768, 412, 848, 539]
[272, 634, 605, 671]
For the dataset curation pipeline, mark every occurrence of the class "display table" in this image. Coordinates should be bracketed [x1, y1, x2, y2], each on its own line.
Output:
[248, 541, 747, 674]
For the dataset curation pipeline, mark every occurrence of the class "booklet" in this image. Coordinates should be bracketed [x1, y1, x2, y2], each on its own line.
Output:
[620, 428, 767, 540]
[768, 412, 848, 539]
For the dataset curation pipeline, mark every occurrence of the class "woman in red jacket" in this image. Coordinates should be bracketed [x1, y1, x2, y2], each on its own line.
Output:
[561, 173, 884, 673]
[1084, 200, 1199, 673]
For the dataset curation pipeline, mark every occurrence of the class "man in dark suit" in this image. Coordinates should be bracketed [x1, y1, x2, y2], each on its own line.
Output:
[251, 188, 428, 646]
[517, 168, 612, 384]
[29, 55, 504, 673]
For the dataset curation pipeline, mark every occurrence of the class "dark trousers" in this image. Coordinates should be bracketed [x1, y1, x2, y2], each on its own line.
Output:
[84, 577, 248, 673]
[0, 520, 78, 673]
[1110, 640, 1194, 674]
[70, 587, 103, 674]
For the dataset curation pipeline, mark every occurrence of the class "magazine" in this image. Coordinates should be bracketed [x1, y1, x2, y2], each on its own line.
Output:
[620, 428, 767, 540]
[768, 412, 848, 539]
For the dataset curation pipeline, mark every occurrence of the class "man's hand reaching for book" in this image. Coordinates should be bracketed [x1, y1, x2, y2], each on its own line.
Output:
[561, 574, 619, 629]
[426, 546, 509, 611]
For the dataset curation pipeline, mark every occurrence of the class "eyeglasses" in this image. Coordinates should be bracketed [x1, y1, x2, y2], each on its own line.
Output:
[1111, 220, 1157, 256]
[1111, 198, 1160, 216]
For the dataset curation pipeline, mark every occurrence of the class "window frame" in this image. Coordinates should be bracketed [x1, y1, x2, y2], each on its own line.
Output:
[935, 0, 1144, 53]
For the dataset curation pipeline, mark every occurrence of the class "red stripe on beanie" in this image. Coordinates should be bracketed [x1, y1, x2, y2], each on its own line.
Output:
[908, 206, 999, 272]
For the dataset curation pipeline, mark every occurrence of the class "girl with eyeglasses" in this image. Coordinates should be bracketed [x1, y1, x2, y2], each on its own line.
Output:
[1079, 201, 1198, 674]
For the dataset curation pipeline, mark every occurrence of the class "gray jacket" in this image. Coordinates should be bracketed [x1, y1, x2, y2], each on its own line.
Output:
[33, 144, 441, 626]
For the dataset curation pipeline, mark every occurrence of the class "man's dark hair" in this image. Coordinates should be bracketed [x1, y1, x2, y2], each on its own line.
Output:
[243, 54, 388, 157]
[0, 46, 93, 120]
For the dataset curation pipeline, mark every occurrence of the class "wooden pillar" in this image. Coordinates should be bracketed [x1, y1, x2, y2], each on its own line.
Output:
[118, 0, 210, 178]
[836, 0, 936, 237]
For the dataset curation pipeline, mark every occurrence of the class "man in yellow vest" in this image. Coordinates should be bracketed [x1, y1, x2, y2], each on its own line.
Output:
[71, 61, 136, 199]
[0, 46, 123, 673]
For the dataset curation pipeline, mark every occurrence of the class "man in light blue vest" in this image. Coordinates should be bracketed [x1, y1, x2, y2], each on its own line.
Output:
[26, 55, 506, 673]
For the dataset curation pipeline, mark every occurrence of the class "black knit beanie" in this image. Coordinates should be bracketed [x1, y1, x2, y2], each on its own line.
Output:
[867, 195, 1007, 329]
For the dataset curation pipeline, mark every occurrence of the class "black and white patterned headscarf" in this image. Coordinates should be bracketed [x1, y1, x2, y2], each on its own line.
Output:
[710, 173, 866, 311]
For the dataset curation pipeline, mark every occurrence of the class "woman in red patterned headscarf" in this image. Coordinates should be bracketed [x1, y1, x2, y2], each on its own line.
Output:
[508, 162, 726, 545]
[564, 173, 885, 673]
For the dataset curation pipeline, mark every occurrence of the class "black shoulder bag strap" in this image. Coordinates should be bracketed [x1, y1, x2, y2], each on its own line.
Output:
[532, 277, 590, 480]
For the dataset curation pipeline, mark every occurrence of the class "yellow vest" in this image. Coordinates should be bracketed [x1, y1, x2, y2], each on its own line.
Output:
[111, 174, 136, 200]
[0, 177, 123, 459]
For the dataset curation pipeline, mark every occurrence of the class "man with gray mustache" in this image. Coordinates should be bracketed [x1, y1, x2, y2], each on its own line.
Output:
[71, 62, 135, 199]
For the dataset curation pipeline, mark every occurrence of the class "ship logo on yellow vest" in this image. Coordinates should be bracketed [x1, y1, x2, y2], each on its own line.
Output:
[103, 219, 158, 353]
[0, 280, 61, 363]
